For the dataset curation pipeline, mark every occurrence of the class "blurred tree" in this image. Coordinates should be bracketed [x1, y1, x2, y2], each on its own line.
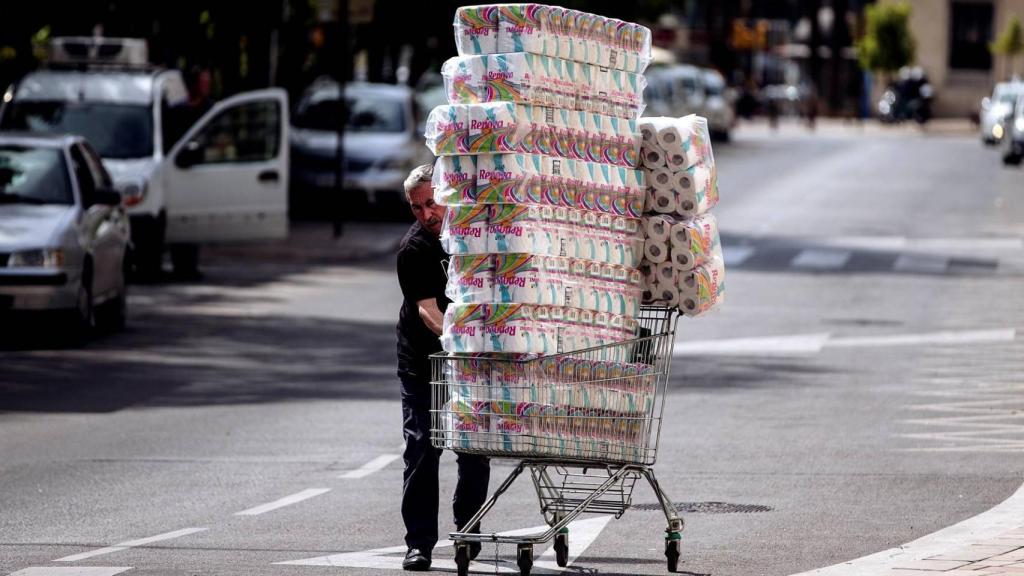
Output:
[855, 1, 914, 83]
[990, 16, 1023, 80]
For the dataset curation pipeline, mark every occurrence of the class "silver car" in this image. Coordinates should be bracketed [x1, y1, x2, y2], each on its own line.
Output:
[0, 133, 129, 337]
[981, 81, 1023, 145]
[1002, 93, 1024, 166]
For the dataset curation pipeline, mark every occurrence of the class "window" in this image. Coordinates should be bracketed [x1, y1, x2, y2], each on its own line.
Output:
[949, 1, 994, 70]
[190, 100, 280, 165]
[0, 146, 72, 205]
[0, 101, 154, 159]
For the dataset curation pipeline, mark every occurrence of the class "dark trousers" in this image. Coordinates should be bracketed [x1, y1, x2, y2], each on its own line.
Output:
[401, 374, 490, 551]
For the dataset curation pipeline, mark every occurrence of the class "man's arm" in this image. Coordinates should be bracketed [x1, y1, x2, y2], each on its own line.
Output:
[418, 298, 444, 336]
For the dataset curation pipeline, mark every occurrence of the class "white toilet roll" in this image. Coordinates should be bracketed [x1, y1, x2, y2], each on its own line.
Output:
[640, 145, 665, 170]
[649, 188, 676, 214]
[643, 215, 672, 243]
[654, 261, 677, 286]
[673, 164, 718, 218]
[648, 167, 673, 189]
[668, 213, 720, 271]
[643, 239, 668, 263]
[678, 256, 725, 317]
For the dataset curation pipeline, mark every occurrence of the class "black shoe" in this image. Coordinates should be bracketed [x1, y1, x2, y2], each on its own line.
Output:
[402, 548, 431, 571]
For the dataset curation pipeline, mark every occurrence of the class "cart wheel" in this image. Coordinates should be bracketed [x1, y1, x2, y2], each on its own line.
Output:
[517, 544, 534, 576]
[665, 533, 682, 573]
[455, 543, 471, 576]
[554, 531, 569, 567]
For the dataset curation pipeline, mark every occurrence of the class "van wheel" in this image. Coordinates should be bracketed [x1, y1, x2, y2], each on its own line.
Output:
[71, 274, 95, 342]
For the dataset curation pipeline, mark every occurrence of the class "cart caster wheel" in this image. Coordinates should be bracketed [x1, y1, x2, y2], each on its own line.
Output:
[554, 531, 569, 567]
[455, 543, 471, 576]
[517, 543, 534, 576]
[665, 533, 682, 573]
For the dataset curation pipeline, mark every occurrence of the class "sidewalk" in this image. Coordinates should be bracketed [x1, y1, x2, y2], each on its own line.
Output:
[795, 483, 1024, 575]
[203, 220, 409, 266]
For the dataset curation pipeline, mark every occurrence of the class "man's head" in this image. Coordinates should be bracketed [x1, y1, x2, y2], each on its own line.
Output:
[404, 163, 445, 237]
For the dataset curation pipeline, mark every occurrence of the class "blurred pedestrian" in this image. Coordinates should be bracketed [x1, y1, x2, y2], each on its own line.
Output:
[396, 164, 490, 571]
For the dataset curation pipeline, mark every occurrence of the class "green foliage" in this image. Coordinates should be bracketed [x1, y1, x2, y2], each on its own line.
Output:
[990, 16, 1023, 57]
[856, 2, 915, 74]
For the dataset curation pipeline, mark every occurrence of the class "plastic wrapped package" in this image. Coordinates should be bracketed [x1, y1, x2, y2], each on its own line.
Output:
[441, 204, 490, 255]
[487, 204, 559, 255]
[424, 105, 468, 155]
[454, 5, 499, 55]
[441, 303, 489, 353]
[446, 254, 495, 305]
[433, 155, 477, 205]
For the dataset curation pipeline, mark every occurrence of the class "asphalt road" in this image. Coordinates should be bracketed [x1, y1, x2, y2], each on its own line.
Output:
[2, 121, 1023, 576]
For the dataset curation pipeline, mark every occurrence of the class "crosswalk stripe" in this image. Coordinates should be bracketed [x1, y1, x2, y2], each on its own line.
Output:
[722, 245, 756, 266]
[790, 249, 852, 270]
[7, 565, 132, 569]
[235, 489, 330, 516]
[338, 454, 401, 479]
[54, 528, 207, 562]
[892, 254, 949, 274]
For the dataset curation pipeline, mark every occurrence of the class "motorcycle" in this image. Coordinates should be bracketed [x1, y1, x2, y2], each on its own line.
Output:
[877, 67, 933, 125]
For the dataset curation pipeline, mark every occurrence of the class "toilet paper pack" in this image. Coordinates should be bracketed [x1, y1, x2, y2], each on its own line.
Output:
[493, 253, 560, 305]
[678, 256, 725, 317]
[454, 5, 499, 55]
[477, 153, 531, 203]
[443, 56, 486, 104]
[442, 303, 489, 353]
[441, 204, 490, 255]
[424, 105, 468, 155]
[447, 254, 495, 305]
[484, 303, 556, 354]
[467, 102, 532, 154]
[433, 155, 477, 205]
[497, 4, 549, 55]
[488, 203, 557, 255]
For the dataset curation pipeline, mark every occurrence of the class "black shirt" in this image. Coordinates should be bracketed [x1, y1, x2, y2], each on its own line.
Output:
[396, 222, 450, 381]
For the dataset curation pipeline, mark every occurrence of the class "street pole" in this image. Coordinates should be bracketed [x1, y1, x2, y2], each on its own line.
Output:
[333, 0, 349, 238]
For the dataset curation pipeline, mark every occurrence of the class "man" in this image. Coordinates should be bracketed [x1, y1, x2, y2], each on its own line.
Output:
[396, 164, 490, 571]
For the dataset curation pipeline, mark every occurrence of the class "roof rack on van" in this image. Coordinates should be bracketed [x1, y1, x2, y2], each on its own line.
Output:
[47, 37, 151, 70]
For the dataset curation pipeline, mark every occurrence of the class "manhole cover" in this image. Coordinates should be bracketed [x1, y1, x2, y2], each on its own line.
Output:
[631, 501, 772, 514]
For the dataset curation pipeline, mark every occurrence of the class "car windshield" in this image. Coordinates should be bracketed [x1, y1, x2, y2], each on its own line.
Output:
[293, 93, 406, 133]
[0, 101, 153, 159]
[0, 146, 72, 205]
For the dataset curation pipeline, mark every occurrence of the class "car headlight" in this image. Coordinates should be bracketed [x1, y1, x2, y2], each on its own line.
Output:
[9, 248, 65, 268]
[993, 124, 1004, 139]
[119, 180, 148, 207]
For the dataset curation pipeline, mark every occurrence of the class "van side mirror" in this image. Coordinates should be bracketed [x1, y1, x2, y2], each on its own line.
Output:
[175, 140, 204, 169]
[88, 187, 122, 207]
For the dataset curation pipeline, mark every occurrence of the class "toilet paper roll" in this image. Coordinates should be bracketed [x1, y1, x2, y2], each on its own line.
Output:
[477, 153, 531, 204]
[679, 256, 725, 317]
[441, 204, 490, 255]
[638, 119, 658, 144]
[493, 254, 560, 305]
[653, 261, 677, 286]
[640, 145, 665, 170]
[652, 283, 679, 308]
[655, 120, 683, 150]
[485, 53, 538, 104]
[497, 4, 548, 55]
[649, 188, 677, 214]
[488, 204, 555, 255]
[433, 155, 478, 205]
[663, 147, 695, 172]
[643, 239, 668, 263]
[673, 164, 719, 218]
[468, 102, 526, 153]
[668, 213, 720, 271]
[643, 214, 672, 243]
[454, 5, 500, 55]
[424, 105, 468, 156]
[648, 166, 674, 189]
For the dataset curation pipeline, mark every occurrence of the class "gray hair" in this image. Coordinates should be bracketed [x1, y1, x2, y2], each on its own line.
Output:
[403, 163, 434, 200]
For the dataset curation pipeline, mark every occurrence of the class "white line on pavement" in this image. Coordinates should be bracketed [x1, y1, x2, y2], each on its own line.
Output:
[54, 527, 207, 562]
[8, 565, 132, 569]
[788, 479, 1024, 575]
[791, 249, 853, 271]
[892, 254, 949, 274]
[339, 454, 401, 479]
[534, 515, 614, 572]
[674, 333, 831, 356]
[234, 488, 331, 516]
[722, 245, 756, 266]
[827, 329, 1016, 348]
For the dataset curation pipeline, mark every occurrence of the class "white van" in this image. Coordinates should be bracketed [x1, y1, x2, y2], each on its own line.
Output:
[0, 37, 289, 276]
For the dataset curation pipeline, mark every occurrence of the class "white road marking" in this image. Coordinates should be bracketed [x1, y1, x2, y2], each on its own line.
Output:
[276, 515, 613, 573]
[673, 329, 1017, 357]
[674, 333, 831, 356]
[54, 528, 207, 562]
[892, 254, 949, 274]
[8, 569, 131, 576]
[790, 249, 852, 271]
[897, 382, 1024, 453]
[817, 236, 1024, 253]
[339, 454, 401, 479]
[234, 488, 330, 516]
[828, 329, 1016, 348]
[787, 478, 1024, 575]
[721, 245, 756, 266]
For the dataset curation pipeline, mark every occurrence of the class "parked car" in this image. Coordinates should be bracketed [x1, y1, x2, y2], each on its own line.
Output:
[289, 80, 432, 210]
[697, 68, 735, 141]
[0, 133, 129, 337]
[1001, 93, 1024, 166]
[0, 36, 289, 277]
[980, 81, 1024, 145]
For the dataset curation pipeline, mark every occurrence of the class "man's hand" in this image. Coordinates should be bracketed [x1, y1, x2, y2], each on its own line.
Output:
[417, 298, 444, 336]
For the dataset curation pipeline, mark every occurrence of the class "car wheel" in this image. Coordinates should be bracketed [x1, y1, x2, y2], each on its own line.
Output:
[71, 276, 96, 342]
[170, 244, 201, 279]
[99, 292, 127, 333]
[1003, 152, 1022, 166]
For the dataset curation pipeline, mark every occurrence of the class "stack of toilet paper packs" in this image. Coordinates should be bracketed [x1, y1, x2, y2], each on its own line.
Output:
[429, 5, 668, 461]
[637, 115, 725, 316]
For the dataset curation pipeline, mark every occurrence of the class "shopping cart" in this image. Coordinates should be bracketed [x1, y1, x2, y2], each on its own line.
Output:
[431, 306, 684, 576]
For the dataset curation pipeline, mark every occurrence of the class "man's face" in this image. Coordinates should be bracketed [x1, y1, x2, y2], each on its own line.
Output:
[408, 183, 445, 236]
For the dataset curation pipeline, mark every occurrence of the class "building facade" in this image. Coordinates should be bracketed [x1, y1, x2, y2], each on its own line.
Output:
[885, 0, 1024, 116]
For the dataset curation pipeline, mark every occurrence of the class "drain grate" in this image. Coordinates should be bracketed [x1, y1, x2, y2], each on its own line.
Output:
[631, 501, 772, 514]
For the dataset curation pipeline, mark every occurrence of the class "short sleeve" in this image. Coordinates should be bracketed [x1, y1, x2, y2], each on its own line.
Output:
[397, 241, 439, 304]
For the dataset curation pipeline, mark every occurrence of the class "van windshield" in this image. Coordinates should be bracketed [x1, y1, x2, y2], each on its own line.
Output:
[292, 94, 405, 133]
[1, 101, 153, 159]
